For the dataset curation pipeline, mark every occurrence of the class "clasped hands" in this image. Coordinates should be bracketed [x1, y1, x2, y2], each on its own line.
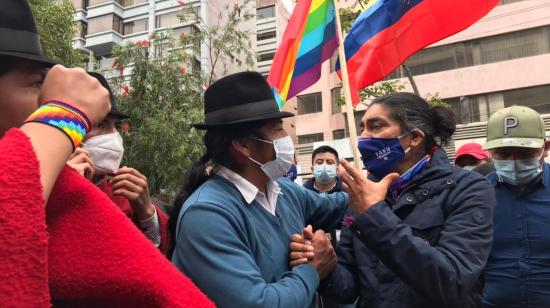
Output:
[288, 159, 399, 279]
[289, 225, 336, 279]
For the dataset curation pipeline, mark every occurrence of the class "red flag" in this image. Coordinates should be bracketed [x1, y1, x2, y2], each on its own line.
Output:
[339, 0, 499, 105]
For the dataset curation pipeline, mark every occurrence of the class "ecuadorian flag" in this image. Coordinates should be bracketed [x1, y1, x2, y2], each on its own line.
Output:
[268, 0, 338, 108]
[340, 0, 499, 105]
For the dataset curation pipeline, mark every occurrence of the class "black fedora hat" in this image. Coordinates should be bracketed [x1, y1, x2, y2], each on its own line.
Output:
[194, 71, 294, 129]
[88, 72, 130, 119]
[0, 0, 56, 67]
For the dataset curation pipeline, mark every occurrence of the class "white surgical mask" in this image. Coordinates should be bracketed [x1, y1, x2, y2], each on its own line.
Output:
[82, 132, 124, 176]
[249, 135, 295, 181]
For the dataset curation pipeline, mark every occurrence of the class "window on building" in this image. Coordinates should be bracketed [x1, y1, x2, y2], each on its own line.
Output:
[72, 0, 89, 10]
[331, 87, 342, 114]
[503, 85, 550, 114]
[480, 27, 548, 64]
[333, 129, 349, 140]
[297, 92, 323, 114]
[78, 21, 88, 38]
[192, 59, 201, 77]
[156, 8, 198, 29]
[156, 11, 183, 28]
[257, 31, 276, 41]
[258, 52, 275, 62]
[407, 44, 465, 76]
[257, 5, 275, 20]
[122, 0, 146, 6]
[87, 14, 122, 34]
[386, 26, 550, 79]
[298, 133, 324, 144]
[88, 0, 122, 6]
[123, 18, 148, 35]
[448, 85, 550, 124]
[113, 14, 122, 34]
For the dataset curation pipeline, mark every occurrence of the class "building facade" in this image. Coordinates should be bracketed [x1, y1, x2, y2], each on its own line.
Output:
[72, 0, 254, 76]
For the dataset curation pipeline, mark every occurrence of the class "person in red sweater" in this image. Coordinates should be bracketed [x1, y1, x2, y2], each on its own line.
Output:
[67, 72, 170, 254]
[0, 0, 212, 306]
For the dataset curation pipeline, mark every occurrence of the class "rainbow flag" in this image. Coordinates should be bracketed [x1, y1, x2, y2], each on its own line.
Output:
[339, 0, 499, 105]
[267, 0, 338, 108]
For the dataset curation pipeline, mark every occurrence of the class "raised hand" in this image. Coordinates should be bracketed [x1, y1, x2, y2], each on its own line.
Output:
[38, 65, 110, 126]
[338, 159, 399, 215]
[67, 148, 95, 179]
[110, 166, 155, 220]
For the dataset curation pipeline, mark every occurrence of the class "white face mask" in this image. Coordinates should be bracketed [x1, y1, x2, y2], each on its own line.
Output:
[249, 135, 295, 181]
[82, 132, 124, 176]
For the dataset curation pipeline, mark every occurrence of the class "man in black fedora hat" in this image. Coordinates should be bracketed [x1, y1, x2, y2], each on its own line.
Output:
[67, 71, 171, 254]
[170, 71, 349, 307]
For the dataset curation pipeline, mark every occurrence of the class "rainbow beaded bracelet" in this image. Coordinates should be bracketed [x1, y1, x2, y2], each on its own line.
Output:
[24, 101, 92, 151]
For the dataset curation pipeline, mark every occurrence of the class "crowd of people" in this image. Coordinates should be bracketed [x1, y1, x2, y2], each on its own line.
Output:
[2, 0, 550, 307]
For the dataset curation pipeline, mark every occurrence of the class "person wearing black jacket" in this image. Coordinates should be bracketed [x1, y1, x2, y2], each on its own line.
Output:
[291, 93, 496, 308]
[304, 145, 344, 249]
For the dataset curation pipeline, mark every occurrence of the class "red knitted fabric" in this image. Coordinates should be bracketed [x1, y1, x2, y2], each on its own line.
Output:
[0, 129, 50, 307]
[0, 129, 213, 307]
[96, 180, 171, 255]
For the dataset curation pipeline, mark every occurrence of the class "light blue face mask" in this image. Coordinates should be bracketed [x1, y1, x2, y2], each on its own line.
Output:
[493, 156, 543, 186]
[313, 164, 337, 184]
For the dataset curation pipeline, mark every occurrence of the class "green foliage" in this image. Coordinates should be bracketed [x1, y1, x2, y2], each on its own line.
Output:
[111, 34, 205, 196]
[359, 80, 406, 102]
[424, 93, 451, 108]
[338, 80, 451, 108]
[109, 2, 256, 197]
[338, 0, 370, 33]
[29, 0, 84, 67]
[178, 0, 256, 85]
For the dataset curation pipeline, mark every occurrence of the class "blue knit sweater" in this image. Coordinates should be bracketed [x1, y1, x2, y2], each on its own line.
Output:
[172, 175, 348, 308]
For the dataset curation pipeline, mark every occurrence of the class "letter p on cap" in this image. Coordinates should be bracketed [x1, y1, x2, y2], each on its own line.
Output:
[504, 117, 518, 135]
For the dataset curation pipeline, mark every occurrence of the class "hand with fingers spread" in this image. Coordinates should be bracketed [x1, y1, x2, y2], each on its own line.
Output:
[67, 148, 95, 179]
[110, 166, 155, 220]
[338, 159, 400, 215]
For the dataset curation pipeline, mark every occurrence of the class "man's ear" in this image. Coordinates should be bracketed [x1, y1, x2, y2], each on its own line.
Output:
[544, 140, 550, 151]
[231, 138, 254, 159]
[409, 129, 426, 148]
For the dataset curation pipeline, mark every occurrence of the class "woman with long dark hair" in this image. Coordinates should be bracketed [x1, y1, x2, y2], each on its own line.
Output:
[291, 93, 496, 308]
[170, 72, 349, 307]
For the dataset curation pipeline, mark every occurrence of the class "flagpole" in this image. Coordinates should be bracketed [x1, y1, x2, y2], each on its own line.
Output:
[333, 0, 362, 168]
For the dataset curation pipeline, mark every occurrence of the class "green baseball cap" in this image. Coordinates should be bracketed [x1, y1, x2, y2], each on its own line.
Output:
[484, 106, 546, 150]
